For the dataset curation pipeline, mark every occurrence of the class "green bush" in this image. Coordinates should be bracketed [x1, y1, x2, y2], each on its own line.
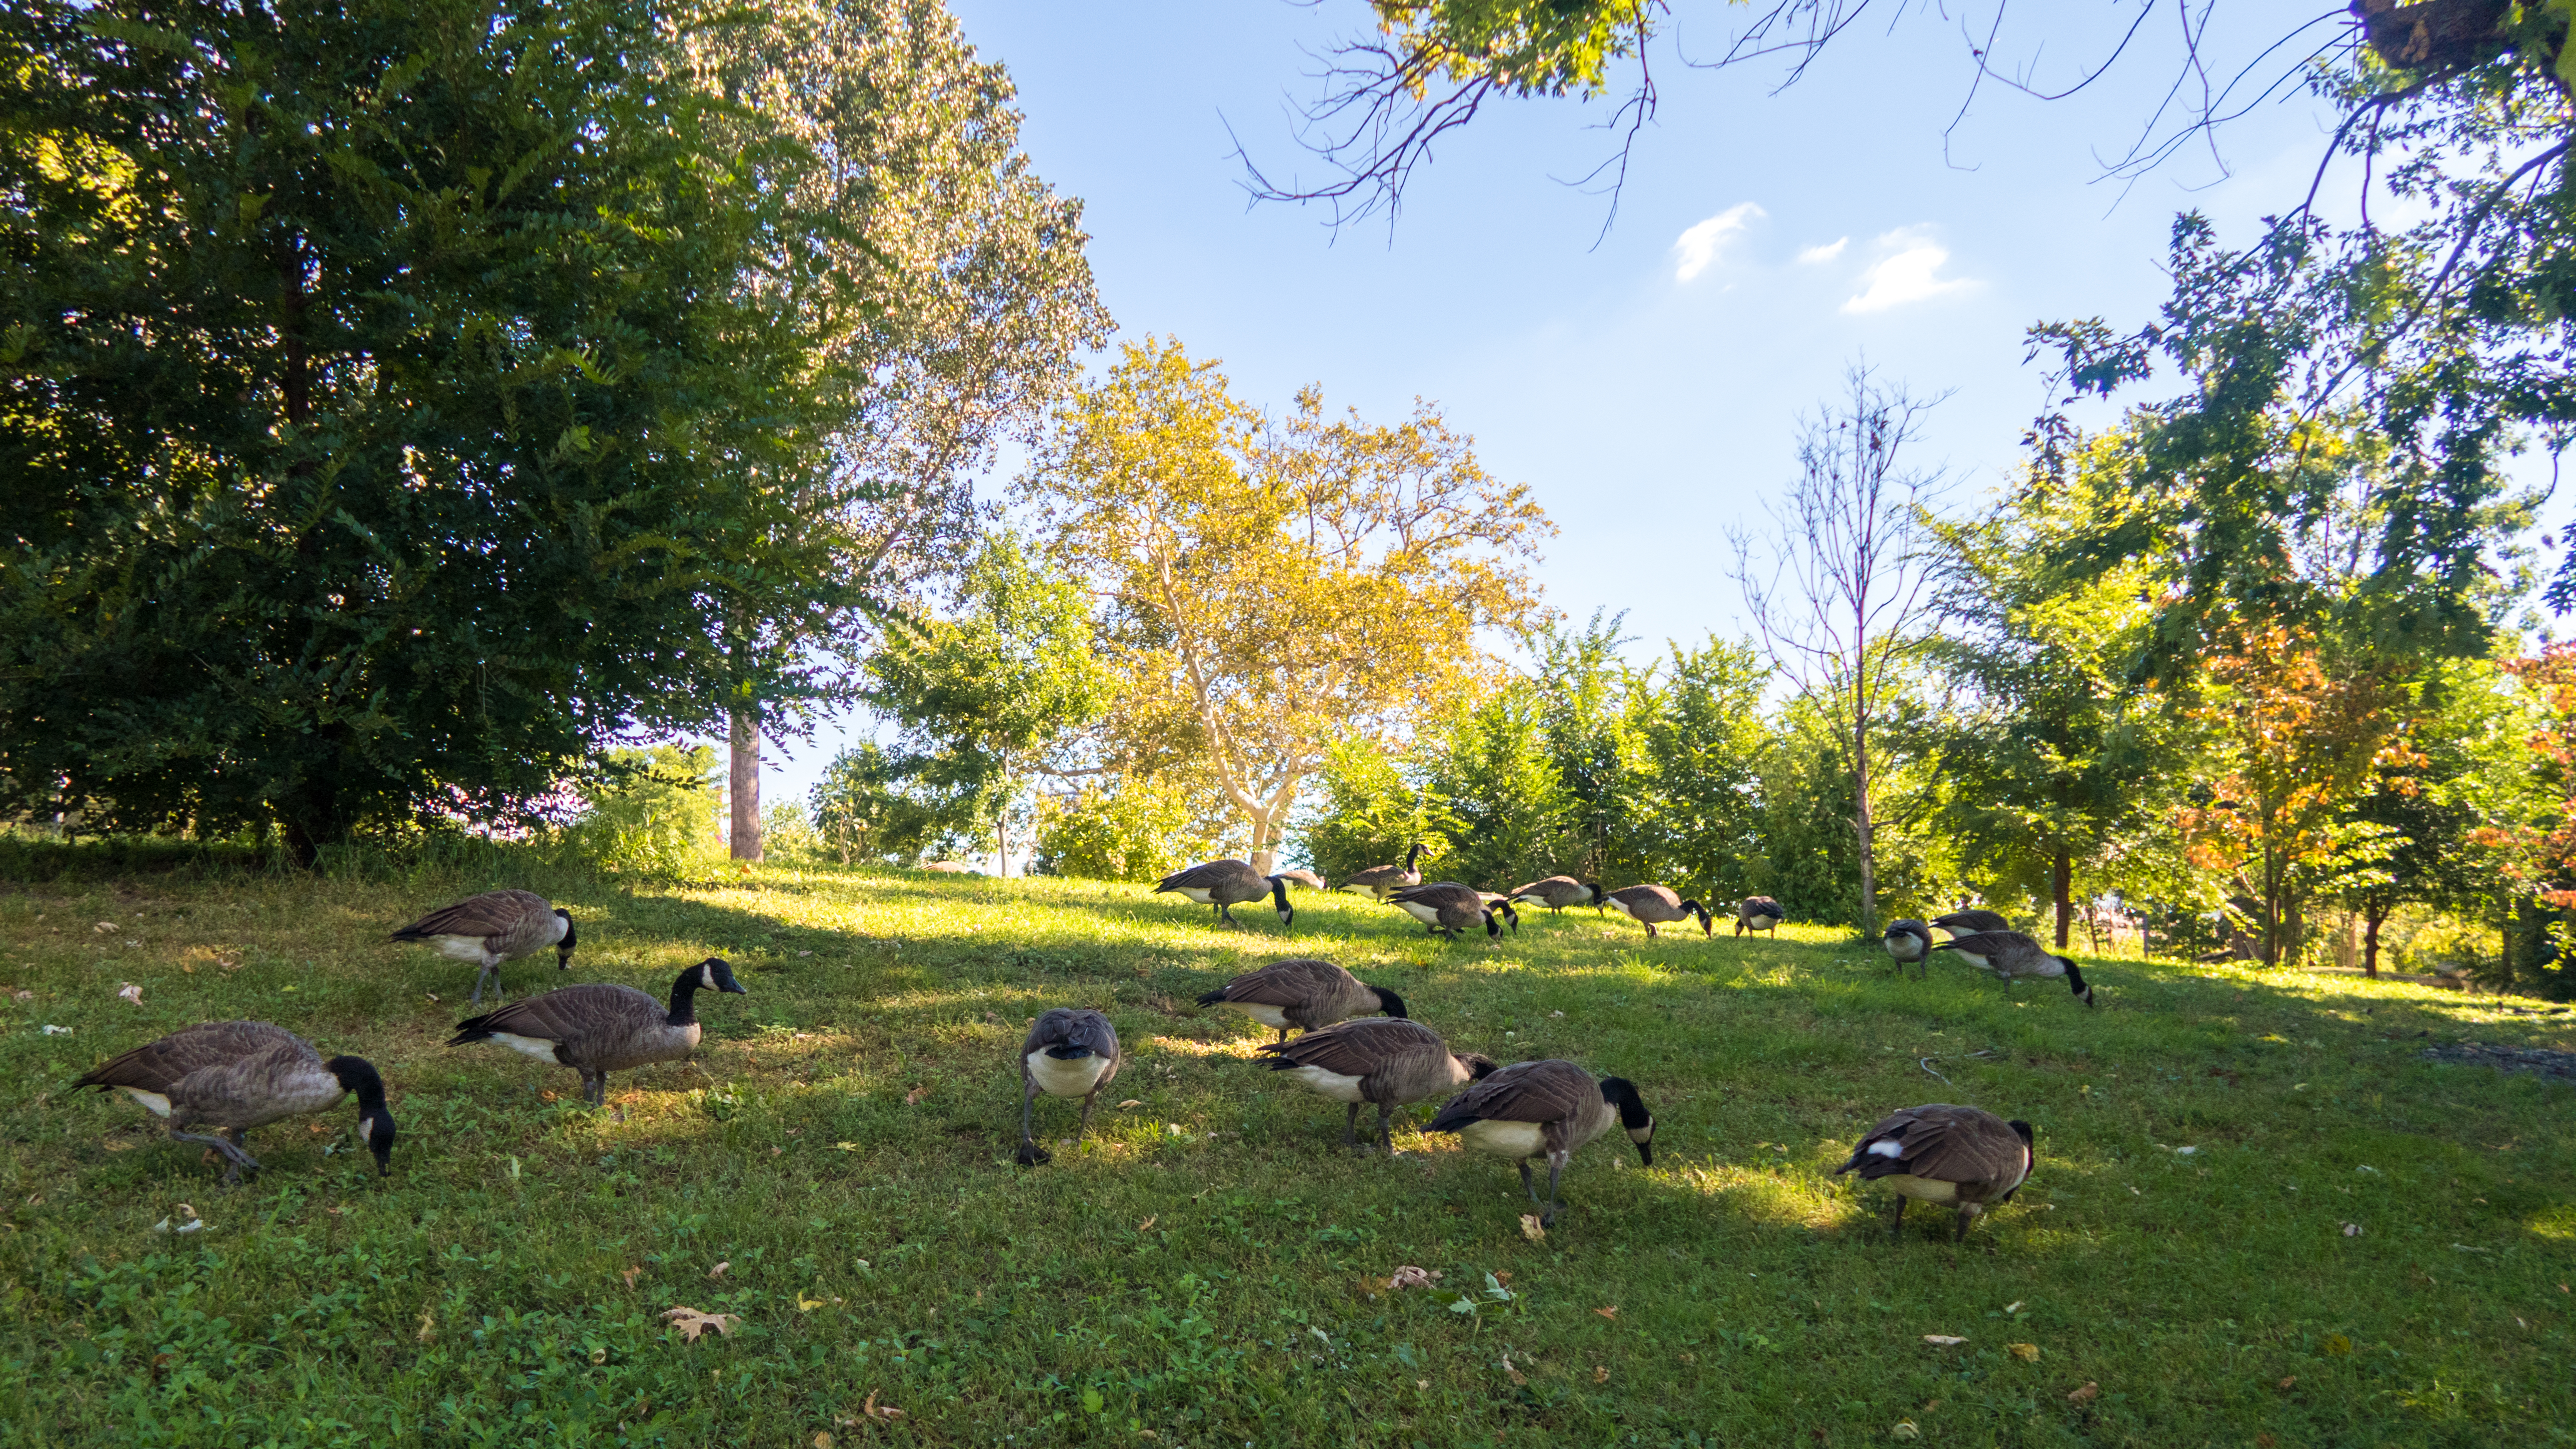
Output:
[1035, 777, 1222, 882]
[567, 744, 722, 876]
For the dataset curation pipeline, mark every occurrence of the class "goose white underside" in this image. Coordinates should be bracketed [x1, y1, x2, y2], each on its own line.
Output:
[1605, 899, 1637, 919]
[119, 1088, 174, 1118]
[1458, 1119, 1548, 1159]
[1282, 1064, 1368, 1103]
[433, 936, 499, 965]
[1220, 1002, 1292, 1030]
[1171, 887, 1217, 906]
[1396, 901, 1445, 926]
[1881, 1173, 1962, 1204]
[1745, 914, 1782, 928]
[490, 1031, 567, 1064]
[1027, 1049, 1112, 1098]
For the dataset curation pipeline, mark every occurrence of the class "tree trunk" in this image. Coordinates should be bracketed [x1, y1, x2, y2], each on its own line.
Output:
[1852, 712, 1878, 938]
[729, 711, 763, 862]
[2052, 849, 2073, 951]
[996, 814, 1009, 879]
[2362, 906, 2385, 979]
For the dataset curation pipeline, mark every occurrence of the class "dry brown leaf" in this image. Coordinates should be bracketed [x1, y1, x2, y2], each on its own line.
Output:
[904, 1085, 930, 1106]
[1592, 1365, 1608, 1384]
[661, 1306, 739, 1342]
[2067, 1382, 2099, 1405]
[1137, 1216, 1156, 1232]
[539, 1090, 558, 1103]
[424, 992, 439, 1003]
[2256, 1436, 2276, 1449]
[1594, 1305, 1619, 1320]
[1117, 1099, 1143, 1109]
[2007, 1343, 2040, 1362]
[116, 982, 142, 1005]
[416, 1309, 436, 1344]
[1506, 1368, 1527, 1387]
[708, 1261, 731, 1280]
[1518, 1214, 1546, 1242]
[2278, 1375, 2298, 1391]
[813, 1435, 832, 1449]
[1388, 1266, 1441, 1289]
[1922, 1335, 1967, 1347]
[1493, 1270, 1512, 1286]
[309, 1121, 332, 1135]
[621, 1266, 642, 1288]
[1890, 1425, 1920, 1442]
[860, 1391, 903, 1422]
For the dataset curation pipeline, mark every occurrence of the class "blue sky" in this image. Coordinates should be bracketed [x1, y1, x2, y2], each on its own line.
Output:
[763, 1, 2366, 812]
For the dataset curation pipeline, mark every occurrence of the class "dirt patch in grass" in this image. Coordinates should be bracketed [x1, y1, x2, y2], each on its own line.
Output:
[2421, 1040, 2576, 1082]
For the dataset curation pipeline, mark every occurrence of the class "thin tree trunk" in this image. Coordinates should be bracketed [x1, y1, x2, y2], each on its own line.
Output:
[1853, 709, 1878, 938]
[996, 814, 1009, 879]
[2053, 850, 2073, 950]
[2362, 906, 2384, 978]
[730, 711, 763, 862]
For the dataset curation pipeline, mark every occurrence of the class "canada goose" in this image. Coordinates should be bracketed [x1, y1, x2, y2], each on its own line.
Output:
[1425, 1060, 1655, 1226]
[1734, 896, 1785, 938]
[1387, 882, 1517, 939]
[1603, 885, 1712, 940]
[1257, 1018, 1496, 1150]
[1833, 1104, 2035, 1243]
[1017, 1007, 1121, 1166]
[1153, 860, 1296, 929]
[1507, 876, 1605, 914]
[391, 889, 577, 1004]
[72, 1022, 395, 1182]
[448, 958, 748, 1104]
[1882, 920, 1932, 977]
[1339, 843, 1425, 903]
[1932, 930, 2095, 1005]
[1271, 868, 1330, 892]
[1931, 908, 2013, 937]
[1196, 959, 1406, 1043]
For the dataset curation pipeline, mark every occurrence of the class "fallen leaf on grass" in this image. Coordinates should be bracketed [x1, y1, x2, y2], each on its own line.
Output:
[1116, 1099, 1143, 1109]
[708, 1261, 730, 1280]
[1388, 1266, 1442, 1289]
[853, 1392, 903, 1422]
[1594, 1306, 1619, 1320]
[116, 982, 142, 1005]
[2342, 1222, 2362, 1236]
[1592, 1365, 1608, 1384]
[416, 1309, 436, 1343]
[621, 1266, 642, 1287]
[903, 1085, 930, 1106]
[2257, 1436, 2276, 1449]
[1137, 1216, 1156, 1232]
[1493, 1271, 1512, 1286]
[661, 1306, 739, 1342]
[814, 1435, 832, 1449]
[2008, 1343, 2040, 1362]
[1922, 1335, 1968, 1347]
[1890, 1423, 1919, 1441]
[424, 992, 439, 1004]
[539, 1090, 557, 1103]
[2003, 1300, 2024, 1315]
[2067, 1382, 2099, 1405]
[1519, 1214, 1546, 1242]
[40, 1024, 73, 1035]
[94, 922, 118, 934]
[796, 1293, 827, 1313]
[2277, 1376, 2297, 1391]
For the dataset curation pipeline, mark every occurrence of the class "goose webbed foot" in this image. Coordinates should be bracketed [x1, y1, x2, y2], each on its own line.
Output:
[173, 1129, 260, 1183]
[1016, 1140, 1052, 1166]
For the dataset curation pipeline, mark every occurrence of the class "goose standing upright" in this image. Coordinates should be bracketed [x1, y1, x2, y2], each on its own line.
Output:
[448, 958, 749, 1103]
[1734, 897, 1785, 939]
[1338, 843, 1424, 903]
[1153, 860, 1297, 930]
[1602, 885, 1712, 940]
[1386, 882, 1517, 940]
[1425, 1060, 1655, 1226]
[73, 1022, 396, 1181]
[1833, 1104, 2035, 1243]
[1258, 1017, 1496, 1150]
[1882, 920, 1933, 977]
[391, 889, 577, 1003]
[1506, 877, 1605, 914]
[1016, 1007, 1121, 1166]
[1195, 959, 1405, 1043]
[1931, 930, 2095, 1005]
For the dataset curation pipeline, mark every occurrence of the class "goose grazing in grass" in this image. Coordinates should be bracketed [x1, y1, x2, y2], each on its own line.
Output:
[1425, 1060, 1654, 1227]
[1387, 882, 1517, 940]
[1272, 868, 1329, 892]
[391, 889, 577, 1004]
[73, 1022, 396, 1182]
[1734, 896, 1785, 938]
[1931, 908, 2013, 937]
[1833, 1104, 2035, 1243]
[1603, 885, 1711, 940]
[1153, 860, 1296, 930]
[1507, 876, 1605, 914]
[1932, 930, 2095, 1006]
[1339, 843, 1424, 903]
[1196, 959, 1405, 1043]
[1882, 920, 1933, 977]
[1257, 1017, 1496, 1151]
[448, 958, 748, 1104]
[1016, 1007, 1121, 1166]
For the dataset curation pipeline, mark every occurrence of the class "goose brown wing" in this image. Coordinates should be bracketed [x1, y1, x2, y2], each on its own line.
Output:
[1210, 959, 1353, 1007]
[1390, 883, 1477, 909]
[1426, 1059, 1592, 1130]
[454, 982, 660, 1044]
[74, 1021, 306, 1094]
[1931, 909, 2012, 935]
[1260, 1017, 1442, 1076]
[393, 889, 548, 941]
[1610, 885, 1682, 913]
[1024, 1007, 1119, 1060]
[1838, 1105, 2022, 1185]
[1157, 860, 1256, 893]
[1936, 930, 2042, 964]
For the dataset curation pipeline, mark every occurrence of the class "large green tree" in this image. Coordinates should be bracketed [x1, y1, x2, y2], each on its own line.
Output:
[0, 0, 869, 861]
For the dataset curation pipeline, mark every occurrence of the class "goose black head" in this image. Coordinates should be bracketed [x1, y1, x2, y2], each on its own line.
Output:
[1270, 876, 1294, 930]
[697, 957, 749, 994]
[1371, 986, 1408, 1019]
[2059, 959, 2093, 1006]
[1583, 882, 1605, 907]
[1484, 908, 1503, 939]
[1599, 1076, 1655, 1167]
[1681, 900, 1712, 937]
[328, 1056, 397, 1177]
[1459, 1052, 1500, 1080]
[554, 909, 577, 967]
[1402, 841, 1422, 870]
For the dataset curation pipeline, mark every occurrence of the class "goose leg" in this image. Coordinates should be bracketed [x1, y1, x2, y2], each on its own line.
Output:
[589, 1073, 608, 1108]
[1016, 1082, 1050, 1166]
[1076, 1090, 1099, 1150]
[1219, 904, 1239, 929]
[172, 1128, 258, 1182]
[1276, 1027, 1288, 1045]
[1954, 1205, 1979, 1244]
[1886, 1193, 1909, 1241]
[1540, 1152, 1568, 1226]
[1375, 1101, 1395, 1153]
[1342, 1103, 1361, 1149]
[1518, 1160, 1540, 1206]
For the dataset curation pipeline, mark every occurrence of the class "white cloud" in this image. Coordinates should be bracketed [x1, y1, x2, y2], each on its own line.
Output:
[1672, 203, 1766, 282]
[1841, 229, 1977, 314]
[1795, 237, 1848, 265]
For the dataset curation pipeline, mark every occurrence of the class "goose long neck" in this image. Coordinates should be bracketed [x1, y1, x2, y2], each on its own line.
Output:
[665, 969, 705, 1026]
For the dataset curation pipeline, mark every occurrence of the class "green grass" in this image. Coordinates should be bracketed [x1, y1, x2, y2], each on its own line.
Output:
[0, 863, 2570, 1447]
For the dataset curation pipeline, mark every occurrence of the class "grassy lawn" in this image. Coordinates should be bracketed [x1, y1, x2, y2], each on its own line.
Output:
[0, 860, 2569, 1447]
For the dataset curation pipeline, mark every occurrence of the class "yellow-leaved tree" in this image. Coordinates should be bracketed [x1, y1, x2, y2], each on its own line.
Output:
[1021, 337, 1551, 873]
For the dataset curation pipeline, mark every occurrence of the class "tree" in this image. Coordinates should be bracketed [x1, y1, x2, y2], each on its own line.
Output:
[679, 0, 1108, 861]
[1625, 636, 1778, 904]
[1022, 336, 1550, 872]
[0, 0, 880, 862]
[1729, 366, 1943, 939]
[1420, 683, 1575, 891]
[861, 532, 1113, 876]
[1301, 737, 1445, 886]
[2338, 662, 2517, 977]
